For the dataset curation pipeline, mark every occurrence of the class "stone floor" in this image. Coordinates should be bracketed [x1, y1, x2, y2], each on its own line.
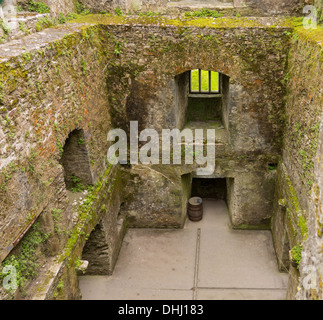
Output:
[79, 199, 288, 300]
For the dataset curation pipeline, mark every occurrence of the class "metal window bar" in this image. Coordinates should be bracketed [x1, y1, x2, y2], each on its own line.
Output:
[208, 70, 211, 93]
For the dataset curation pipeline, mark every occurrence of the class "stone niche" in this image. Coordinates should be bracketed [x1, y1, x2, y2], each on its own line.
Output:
[174, 71, 230, 131]
[81, 220, 111, 275]
[80, 193, 126, 275]
[60, 129, 94, 190]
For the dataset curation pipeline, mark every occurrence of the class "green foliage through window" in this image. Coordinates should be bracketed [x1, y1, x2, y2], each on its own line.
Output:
[190, 69, 220, 93]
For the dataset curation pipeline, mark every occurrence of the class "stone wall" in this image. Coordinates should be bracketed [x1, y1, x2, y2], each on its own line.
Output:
[78, 0, 165, 14]
[236, 0, 310, 16]
[96, 17, 289, 229]
[16, 0, 76, 15]
[0, 22, 127, 298]
[78, 0, 311, 15]
[100, 18, 289, 151]
[120, 157, 278, 229]
[0, 1, 52, 44]
[2, 0, 318, 17]
[33, 165, 125, 299]
[272, 162, 306, 298]
[0, 23, 113, 261]
[271, 27, 323, 299]
[0, 14, 319, 299]
[290, 30, 322, 300]
[283, 31, 322, 212]
[0, 15, 291, 239]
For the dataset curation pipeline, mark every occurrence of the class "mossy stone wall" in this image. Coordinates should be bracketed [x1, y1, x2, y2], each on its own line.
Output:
[0, 15, 319, 299]
[272, 26, 323, 300]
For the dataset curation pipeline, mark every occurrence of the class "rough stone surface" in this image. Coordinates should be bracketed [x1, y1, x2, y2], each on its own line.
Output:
[0, 21, 125, 299]
[60, 128, 94, 189]
[0, 12, 321, 300]
[79, 0, 312, 15]
[16, 0, 75, 15]
[0, 16, 290, 298]
[272, 27, 323, 300]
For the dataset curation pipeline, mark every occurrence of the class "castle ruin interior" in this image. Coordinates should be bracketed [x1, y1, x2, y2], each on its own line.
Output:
[0, 0, 322, 300]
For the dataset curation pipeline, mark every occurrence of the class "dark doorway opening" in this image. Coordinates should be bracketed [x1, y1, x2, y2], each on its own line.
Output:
[81, 220, 110, 275]
[191, 178, 227, 201]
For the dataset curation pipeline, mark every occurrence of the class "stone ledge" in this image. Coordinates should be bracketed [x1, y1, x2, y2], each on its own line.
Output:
[0, 22, 84, 61]
[0, 14, 293, 61]
[1, 12, 50, 44]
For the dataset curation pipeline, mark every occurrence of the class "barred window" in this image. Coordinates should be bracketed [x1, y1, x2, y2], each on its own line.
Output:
[190, 69, 220, 94]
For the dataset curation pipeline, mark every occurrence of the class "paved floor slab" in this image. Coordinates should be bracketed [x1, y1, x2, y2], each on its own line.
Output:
[79, 276, 193, 300]
[103, 228, 196, 290]
[79, 200, 288, 300]
[196, 200, 288, 289]
[196, 288, 287, 300]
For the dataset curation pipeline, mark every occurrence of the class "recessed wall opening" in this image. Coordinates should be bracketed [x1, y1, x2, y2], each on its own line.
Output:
[175, 69, 230, 130]
[81, 220, 110, 275]
[60, 129, 93, 191]
[268, 163, 278, 171]
[191, 177, 227, 201]
[187, 96, 222, 122]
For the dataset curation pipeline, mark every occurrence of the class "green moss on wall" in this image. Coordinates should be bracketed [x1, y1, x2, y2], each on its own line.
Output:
[0, 221, 51, 297]
[69, 13, 293, 29]
[283, 24, 322, 201]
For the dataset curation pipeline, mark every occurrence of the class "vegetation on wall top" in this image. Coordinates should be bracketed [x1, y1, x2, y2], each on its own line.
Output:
[28, 1, 50, 14]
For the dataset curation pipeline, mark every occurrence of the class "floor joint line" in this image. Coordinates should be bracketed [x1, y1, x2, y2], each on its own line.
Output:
[192, 227, 201, 300]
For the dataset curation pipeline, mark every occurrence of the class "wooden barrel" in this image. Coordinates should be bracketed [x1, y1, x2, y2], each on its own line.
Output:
[187, 197, 203, 221]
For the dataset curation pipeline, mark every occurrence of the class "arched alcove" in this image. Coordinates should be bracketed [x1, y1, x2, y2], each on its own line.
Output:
[81, 220, 110, 275]
[60, 129, 93, 191]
